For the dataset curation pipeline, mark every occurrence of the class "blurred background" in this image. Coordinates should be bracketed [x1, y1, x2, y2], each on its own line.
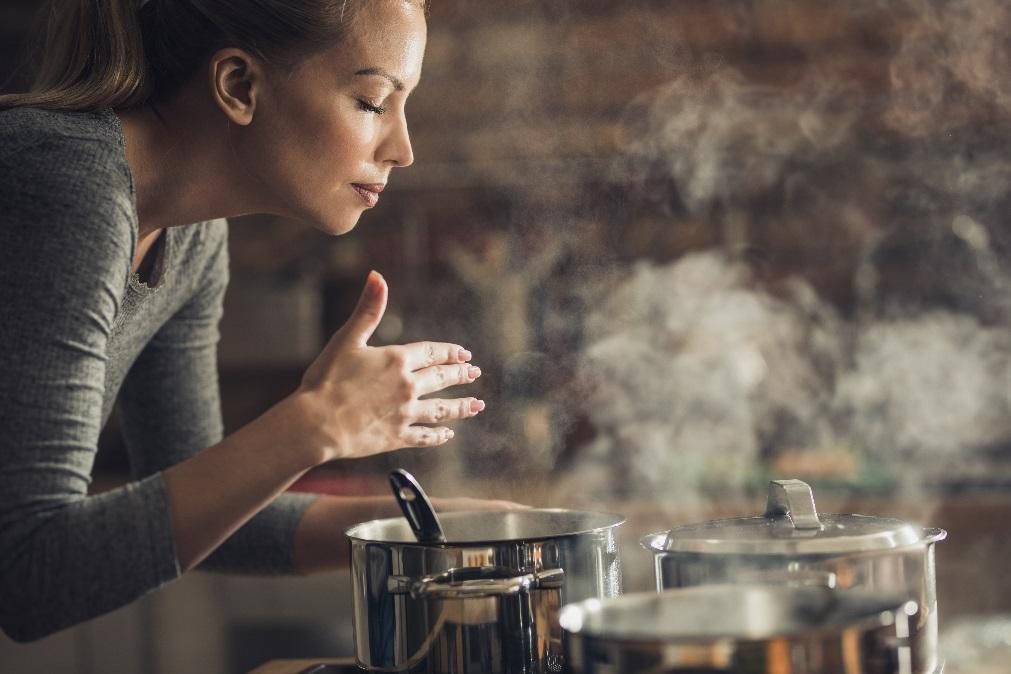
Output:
[4, 0, 1011, 671]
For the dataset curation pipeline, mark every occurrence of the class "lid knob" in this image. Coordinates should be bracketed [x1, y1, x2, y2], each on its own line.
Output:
[764, 479, 823, 531]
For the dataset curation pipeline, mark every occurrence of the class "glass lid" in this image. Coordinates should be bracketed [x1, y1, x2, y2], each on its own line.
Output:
[642, 479, 946, 555]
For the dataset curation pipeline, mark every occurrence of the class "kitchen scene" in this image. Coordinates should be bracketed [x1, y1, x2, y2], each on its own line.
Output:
[2, 0, 1011, 672]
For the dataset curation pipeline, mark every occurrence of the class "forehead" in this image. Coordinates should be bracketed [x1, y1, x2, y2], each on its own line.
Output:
[330, 1, 428, 88]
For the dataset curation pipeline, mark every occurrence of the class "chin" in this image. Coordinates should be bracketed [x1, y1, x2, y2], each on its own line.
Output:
[306, 208, 363, 236]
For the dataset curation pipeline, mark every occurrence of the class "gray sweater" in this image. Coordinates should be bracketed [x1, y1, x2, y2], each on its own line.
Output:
[0, 107, 317, 642]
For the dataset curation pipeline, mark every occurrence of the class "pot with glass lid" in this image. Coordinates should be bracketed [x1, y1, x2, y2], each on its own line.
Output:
[641, 479, 946, 674]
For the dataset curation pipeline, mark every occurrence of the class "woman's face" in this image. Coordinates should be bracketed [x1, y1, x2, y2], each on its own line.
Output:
[237, 1, 427, 235]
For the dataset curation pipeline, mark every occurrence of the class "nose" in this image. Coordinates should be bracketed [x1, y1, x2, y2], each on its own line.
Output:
[379, 110, 414, 168]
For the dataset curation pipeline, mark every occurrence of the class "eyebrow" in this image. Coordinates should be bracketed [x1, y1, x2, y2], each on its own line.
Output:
[354, 67, 405, 91]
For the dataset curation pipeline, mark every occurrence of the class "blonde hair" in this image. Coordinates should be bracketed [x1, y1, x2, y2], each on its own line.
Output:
[0, 0, 429, 112]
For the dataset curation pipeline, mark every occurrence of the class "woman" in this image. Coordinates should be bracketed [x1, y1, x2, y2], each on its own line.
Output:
[0, 0, 496, 642]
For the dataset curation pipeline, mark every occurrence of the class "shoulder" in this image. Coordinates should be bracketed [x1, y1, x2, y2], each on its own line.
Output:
[0, 108, 134, 242]
[0, 107, 126, 162]
[0, 109, 135, 291]
[0, 106, 116, 135]
[0, 107, 132, 207]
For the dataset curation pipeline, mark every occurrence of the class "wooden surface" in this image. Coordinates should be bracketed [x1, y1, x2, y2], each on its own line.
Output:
[248, 658, 353, 674]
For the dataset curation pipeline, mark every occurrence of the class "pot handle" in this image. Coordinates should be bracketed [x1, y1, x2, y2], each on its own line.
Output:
[921, 527, 948, 544]
[389, 566, 565, 599]
[765, 479, 823, 530]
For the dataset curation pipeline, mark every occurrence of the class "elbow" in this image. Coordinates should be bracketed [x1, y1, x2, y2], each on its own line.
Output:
[0, 553, 67, 643]
[2, 626, 48, 645]
[0, 599, 59, 643]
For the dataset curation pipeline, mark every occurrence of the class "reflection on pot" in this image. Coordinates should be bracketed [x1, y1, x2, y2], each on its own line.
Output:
[561, 584, 921, 674]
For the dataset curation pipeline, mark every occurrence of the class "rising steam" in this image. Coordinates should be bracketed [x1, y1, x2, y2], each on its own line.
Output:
[571, 0, 1011, 497]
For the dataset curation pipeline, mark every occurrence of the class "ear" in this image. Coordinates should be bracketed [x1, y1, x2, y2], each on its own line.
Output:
[208, 48, 262, 126]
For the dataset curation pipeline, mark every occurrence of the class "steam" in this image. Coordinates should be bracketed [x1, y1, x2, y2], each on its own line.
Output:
[884, 0, 1011, 137]
[835, 313, 1011, 469]
[402, 0, 1011, 510]
[618, 72, 861, 214]
[576, 252, 842, 496]
[568, 0, 1011, 499]
[574, 259, 1011, 498]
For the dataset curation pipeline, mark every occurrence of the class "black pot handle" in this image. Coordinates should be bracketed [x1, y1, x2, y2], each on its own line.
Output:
[389, 469, 446, 543]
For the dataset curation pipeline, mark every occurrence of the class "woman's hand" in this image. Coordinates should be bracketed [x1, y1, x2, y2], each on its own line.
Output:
[296, 271, 485, 464]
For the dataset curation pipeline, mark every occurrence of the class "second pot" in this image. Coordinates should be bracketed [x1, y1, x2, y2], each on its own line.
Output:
[641, 479, 946, 674]
[348, 508, 624, 673]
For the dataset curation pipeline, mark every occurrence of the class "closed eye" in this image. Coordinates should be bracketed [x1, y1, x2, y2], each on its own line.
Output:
[358, 99, 387, 115]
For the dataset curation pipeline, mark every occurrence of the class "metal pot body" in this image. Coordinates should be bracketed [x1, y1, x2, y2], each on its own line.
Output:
[648, 541, 941, 674]
[348, 509, 624, 674]
[561, 584, 920, 674]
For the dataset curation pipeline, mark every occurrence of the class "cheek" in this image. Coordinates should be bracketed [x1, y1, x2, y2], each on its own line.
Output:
[325, 116, 374, 167]
[240, 89, 378, 228]
[291, 109, 373, 186]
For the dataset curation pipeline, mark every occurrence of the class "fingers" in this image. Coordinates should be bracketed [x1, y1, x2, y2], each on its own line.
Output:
[336, 271, 388, 348]
[410, 363, 481, 397]
[413, 397, 485, 424]
[401, 426, 456, 448]
[401, 341, 472, 371]
[397, 398, 485, 449]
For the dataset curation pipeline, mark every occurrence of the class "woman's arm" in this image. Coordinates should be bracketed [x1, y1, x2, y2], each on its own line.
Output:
[159, 393, 322, 571]
[120, 224, 485, 573]
[120, 222, 317, 575]
[0, 213, 477, 643]
[160, 270, 483, 572]
[0, 138, 183, 641]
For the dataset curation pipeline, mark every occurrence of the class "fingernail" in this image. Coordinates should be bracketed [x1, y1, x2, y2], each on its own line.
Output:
[446, 429, 455, 439]
[468, 366, 481, 380]
[458, 349, 472, 362]
[366, 270, 383, 295]
[472, 399, 486, 414]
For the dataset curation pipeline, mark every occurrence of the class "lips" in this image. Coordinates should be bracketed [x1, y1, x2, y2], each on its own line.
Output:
[352, 183, 384, 207]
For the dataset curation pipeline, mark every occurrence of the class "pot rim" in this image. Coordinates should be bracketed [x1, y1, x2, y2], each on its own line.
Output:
[641, 515, 947, 556]
[346, 507, 626, 545]
[559, 585, 919, 643]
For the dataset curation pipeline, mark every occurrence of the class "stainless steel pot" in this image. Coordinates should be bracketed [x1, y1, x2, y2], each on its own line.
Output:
[641, 479, 947, 674]
[347, 508, 624, 673]
[560, 584, 921, 673]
